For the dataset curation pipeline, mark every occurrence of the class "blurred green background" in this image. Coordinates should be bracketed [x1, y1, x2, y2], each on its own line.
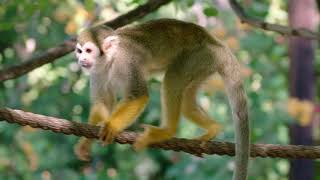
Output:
[0, 0, 319, 179]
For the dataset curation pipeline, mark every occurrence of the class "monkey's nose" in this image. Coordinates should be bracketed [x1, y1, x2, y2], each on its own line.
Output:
[80, 58, 87, 63]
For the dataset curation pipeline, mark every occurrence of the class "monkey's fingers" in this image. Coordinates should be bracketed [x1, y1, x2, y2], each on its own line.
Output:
[99, 123, 118, 146]
[101, 131, 115, 145]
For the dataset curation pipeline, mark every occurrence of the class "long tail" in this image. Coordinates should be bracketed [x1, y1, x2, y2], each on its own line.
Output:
[214, 45, 250, 180]
[225, 78, 249, 180]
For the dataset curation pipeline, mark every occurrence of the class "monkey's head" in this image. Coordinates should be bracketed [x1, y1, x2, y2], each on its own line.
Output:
[75, 25, 113, 71]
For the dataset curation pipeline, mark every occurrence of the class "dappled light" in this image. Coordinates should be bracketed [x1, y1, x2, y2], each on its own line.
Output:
[0, 0, 319, 179]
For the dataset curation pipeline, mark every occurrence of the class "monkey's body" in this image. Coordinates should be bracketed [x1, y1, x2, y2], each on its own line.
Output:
[75, 19, 249, 180]
[114, 20, 214, 73]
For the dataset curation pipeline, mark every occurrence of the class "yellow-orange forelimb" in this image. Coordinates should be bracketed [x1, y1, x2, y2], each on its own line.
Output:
[100, 95, 149, 145]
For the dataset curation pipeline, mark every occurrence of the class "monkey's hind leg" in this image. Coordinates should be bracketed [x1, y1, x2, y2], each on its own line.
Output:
[134, 68, 184, 151]
[74, 103, 110, 161]
[182, 81, 222, 141]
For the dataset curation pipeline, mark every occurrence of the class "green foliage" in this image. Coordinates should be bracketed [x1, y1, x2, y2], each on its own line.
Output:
[0, 0, 319, 179]
[203, 6, 218, 17]
[244, 0, 270, 18]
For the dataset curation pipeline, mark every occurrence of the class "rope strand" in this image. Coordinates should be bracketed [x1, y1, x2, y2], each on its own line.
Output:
[0, 108, 319, 159]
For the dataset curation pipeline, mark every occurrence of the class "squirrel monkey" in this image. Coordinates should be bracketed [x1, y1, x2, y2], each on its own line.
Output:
[74, 19, 249, 180]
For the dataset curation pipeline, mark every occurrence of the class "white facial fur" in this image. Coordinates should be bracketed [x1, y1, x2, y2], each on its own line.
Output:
[75, 42, 100, 70]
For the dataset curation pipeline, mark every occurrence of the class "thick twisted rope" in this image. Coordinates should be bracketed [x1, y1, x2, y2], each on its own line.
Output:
[0, 107, 319, 159]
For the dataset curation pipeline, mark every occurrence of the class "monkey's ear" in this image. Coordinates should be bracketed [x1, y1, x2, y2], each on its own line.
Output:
[102, 36, 119, 54]
[102, 40, 112, 54]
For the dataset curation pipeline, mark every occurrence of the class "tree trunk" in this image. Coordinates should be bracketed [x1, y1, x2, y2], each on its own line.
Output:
[288, 0, 317, 179]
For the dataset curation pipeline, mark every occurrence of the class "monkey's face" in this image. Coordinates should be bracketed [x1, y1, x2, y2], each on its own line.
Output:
[75, 42, 101, 70]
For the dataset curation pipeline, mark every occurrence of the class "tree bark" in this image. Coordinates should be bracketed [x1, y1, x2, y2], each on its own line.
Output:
[288, 0, 317, 179]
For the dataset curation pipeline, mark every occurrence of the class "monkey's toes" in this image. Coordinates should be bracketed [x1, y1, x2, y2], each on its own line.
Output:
[195, 124, 222, 141]
[74, 142, 91, 161]
[133, 138, 149, 151]
[140, 124, 158, 131]
[75, 148, 91, 161]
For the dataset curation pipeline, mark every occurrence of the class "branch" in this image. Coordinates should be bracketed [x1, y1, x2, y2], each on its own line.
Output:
[229, 0, 320, 40]
[0, 0, 172, 82]
[0, 107, 319, 159]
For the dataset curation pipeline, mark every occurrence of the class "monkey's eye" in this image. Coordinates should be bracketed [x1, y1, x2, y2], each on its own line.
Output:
[76, 48, 82, 53]
[86, 48, 92, 53]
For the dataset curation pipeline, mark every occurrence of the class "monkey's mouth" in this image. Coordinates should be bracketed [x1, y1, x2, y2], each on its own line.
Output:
[79, 62, 92, 69]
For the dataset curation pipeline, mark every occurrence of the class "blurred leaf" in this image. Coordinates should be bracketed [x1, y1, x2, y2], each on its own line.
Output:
[84, 0, 95, 11]
[186, 0, 195, 7]
[203, 6, 218, 17]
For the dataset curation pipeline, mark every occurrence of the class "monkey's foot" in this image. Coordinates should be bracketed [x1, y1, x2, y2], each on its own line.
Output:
[74, 138, 92, 161]
[195, 124, 222, 141]
[133, 124, 174, 151]
[99, 122, 119, 146]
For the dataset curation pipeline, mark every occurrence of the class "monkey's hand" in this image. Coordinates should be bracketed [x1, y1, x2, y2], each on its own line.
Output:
[74, 137, 93, 161]
[99, 122, 120, 146]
